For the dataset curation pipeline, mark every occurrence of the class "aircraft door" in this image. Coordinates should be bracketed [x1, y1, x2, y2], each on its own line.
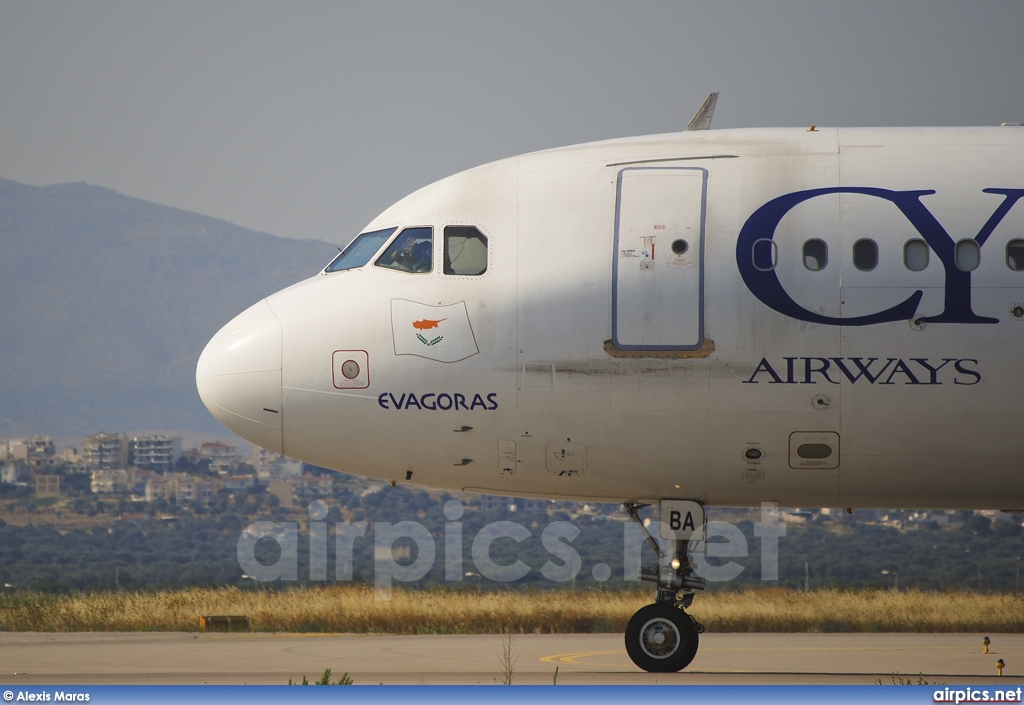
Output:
[612, 167, 707, 350]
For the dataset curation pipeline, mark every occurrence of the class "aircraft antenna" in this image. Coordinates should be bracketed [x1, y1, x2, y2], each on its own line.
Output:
[685, 92, 719, 131]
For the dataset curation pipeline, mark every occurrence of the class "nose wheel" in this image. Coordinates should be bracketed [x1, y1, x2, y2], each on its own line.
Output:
[625, 603, 700, 672]
[623, 501, 706, 672]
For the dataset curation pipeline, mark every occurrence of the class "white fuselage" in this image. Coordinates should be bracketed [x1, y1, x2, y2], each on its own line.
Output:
[197, 126, 1024, 510]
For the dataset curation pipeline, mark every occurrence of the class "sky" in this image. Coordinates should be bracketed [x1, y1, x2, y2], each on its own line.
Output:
[1, 1, 1022, 245]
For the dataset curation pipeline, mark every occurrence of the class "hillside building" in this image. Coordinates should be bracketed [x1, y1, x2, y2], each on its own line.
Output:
[58, 447, 84, 470]
[82, 433, 129, 470]
[34, 474, 61, 497]
[251, 448, 303, 484]
[268, 475, 333, 506]
[91, 469, 132, 493]
[172, 476, 216, 503]
[199, 441, 247, 474]
[199, 441, 240, 460]
[144, 474, 216, 503]
[144, 476, 176, 502]
[130, 435, 182, 472]
[3, 436, 56, 470]
[1, 461, 31, 484]
[220, 474, 256, 491]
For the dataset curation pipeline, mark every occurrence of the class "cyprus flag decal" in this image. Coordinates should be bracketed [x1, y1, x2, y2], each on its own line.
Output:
[391, 299, 479, 363]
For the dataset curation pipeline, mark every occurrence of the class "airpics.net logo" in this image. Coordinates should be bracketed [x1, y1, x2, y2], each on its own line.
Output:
[236, 501, 787, 599]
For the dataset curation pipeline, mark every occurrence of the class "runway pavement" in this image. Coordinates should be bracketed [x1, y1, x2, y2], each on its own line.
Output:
[1, 632, 1022, 685]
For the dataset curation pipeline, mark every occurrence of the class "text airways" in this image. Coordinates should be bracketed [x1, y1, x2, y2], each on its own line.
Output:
[745, 357, 980, 385]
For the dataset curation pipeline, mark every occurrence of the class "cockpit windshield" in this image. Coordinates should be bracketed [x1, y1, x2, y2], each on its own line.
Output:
[324, 227, 397, 273]
[375, 226, 433, 273]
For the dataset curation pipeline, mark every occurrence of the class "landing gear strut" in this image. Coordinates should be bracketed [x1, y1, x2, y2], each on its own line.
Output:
[623, 502, 705, 672]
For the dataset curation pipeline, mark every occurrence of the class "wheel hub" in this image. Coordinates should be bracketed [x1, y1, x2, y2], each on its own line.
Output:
[640, 617, 680, 659]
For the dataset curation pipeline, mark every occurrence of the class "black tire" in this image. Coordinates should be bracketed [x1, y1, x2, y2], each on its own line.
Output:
[624, 603, 699, 672]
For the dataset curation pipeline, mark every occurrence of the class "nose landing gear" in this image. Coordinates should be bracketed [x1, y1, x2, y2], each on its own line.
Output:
[623, 502, 706, 672]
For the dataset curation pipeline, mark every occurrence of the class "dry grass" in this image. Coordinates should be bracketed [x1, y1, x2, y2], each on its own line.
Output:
[689, 588, 1024, 633]
[0, 586, 1021, 634]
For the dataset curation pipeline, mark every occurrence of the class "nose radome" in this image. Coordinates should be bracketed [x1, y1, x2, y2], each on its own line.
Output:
[196, 299, 283, 453]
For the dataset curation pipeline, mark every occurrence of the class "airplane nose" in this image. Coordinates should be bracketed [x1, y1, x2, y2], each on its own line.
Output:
[196, 299, 284, 453]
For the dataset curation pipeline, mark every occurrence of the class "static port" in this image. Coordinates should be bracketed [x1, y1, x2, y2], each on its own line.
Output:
[1012, 306, 1024, 318]
[744, 447, 763, 460]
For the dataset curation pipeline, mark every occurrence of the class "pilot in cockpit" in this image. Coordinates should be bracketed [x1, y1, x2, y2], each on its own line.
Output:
[383, 231, 432, 272]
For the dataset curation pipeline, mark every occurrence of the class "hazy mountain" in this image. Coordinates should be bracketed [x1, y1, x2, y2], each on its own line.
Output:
[0, 177, 336, 437]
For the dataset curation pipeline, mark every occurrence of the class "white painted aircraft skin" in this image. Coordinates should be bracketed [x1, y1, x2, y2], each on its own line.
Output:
[197, 126, 1024, 511]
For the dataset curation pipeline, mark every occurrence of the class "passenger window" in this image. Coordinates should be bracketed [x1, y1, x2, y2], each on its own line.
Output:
[752, 238, 777, 272]
[324, 227, 397, 273]
[1007, 240, 1024, 271]
[443, 226, 488, 276]
[904, 239, 929, 272]
[955, 239, 980, 272]
[853, 239, 878, 271]
[803, 239, 828, 271]
[375, 227, 433, 273]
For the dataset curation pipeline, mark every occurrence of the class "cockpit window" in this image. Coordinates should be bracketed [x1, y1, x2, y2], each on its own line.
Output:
[324, 227, 397, 273]
[444, 226, 488, 276]
[375, 226, 433, 273]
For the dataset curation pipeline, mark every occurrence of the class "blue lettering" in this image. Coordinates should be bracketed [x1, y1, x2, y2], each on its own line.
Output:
[377, 392, 501, 410]
[743, 358, 784, 384]
[954, 359, 981, 385]
[880, 359, 921, 385]
[736, 187, 1024, 326]
[910, 358, 955, 385]
[830, 357, 891, 384]
[923, 189, 1024, 324]
[803, 357, 838, 384]
[746, 357, 978, 386]
[784, 357, 797, 384]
